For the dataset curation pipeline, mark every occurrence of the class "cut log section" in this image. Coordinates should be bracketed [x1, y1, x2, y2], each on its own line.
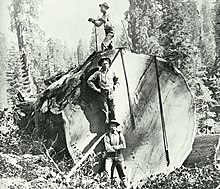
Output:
[39, 49, 196, 182]
[184, 134, 220, 166]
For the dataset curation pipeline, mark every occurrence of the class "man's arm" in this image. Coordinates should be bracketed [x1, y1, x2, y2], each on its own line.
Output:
[88, 18, 103, 27]
[104, 134, 115, 152]
[113, 133, 126, 150]
[87, 72, 101, 93]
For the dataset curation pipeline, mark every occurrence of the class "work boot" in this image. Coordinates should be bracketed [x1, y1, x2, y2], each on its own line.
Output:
[120, 178, 127, 188]
[110, 179, 116, 185]
[101, 43, 108, 52]
[108, 42, 113, 50]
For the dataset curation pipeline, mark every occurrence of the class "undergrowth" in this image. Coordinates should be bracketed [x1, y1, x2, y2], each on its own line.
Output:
[0, 109, 220, 189]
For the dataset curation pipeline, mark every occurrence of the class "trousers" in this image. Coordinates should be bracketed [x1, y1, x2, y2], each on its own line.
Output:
[101, 31, 114, 51]
[98, 91, 115, 121]
[105, 156, 126, 180]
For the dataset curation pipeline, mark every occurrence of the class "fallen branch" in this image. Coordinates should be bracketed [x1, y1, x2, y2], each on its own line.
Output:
[42, 143, 62, 173]
[51, 133, 59, 148]
[65, 134, 105, 182]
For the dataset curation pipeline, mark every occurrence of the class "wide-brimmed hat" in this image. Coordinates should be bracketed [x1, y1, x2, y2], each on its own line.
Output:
[108, 119, 120, 127]
[98, 57, 111, 66]
[99, 2, 109, 9]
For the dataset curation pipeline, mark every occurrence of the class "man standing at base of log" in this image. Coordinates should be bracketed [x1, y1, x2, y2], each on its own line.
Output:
[104, 119, 127, 187]
[88, 2, 114, 51]
[87, 57, 119, 123]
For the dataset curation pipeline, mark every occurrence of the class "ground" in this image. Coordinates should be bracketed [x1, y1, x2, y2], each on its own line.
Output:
[0, 133, 220, 189]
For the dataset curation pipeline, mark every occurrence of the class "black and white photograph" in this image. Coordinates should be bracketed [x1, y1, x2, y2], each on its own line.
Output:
[0, 0, 220, 188]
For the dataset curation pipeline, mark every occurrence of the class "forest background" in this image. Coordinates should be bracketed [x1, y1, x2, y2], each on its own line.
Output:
[0, 0, 219, 134]
[0, 0, 220, 188]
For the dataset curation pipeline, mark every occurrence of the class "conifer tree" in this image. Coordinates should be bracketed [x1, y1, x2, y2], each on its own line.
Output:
[0, 34, 8, 109]
[8, 0, 42, 97]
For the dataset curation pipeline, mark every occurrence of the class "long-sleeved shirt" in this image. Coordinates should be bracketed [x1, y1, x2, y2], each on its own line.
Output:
[102, 12, 114, 33]
[93, 12, 114, 34]
[104, 131, 126, 157]
[87, 68, 119, 99]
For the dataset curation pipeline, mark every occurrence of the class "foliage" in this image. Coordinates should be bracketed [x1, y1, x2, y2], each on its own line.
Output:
[6, 44, 22, 106]
[125, 0, 163, 55]
[7, 0, 80, 97]
[124, 0, 220, 134]
[139, 164, 220, 189]
[41, 38, 71, 78]
[125, 0, 202, 72]
[77, 39, 89, 66]
[214, 0, 220, 63]
[2, 0, 220, 188]
[200, 0, 216, 67]
[115, 23, 130, 50]
[1, 121, 220, 189]
[0, 33, 8, 109]
[0, 108, 20, 154]
[0, 114, 122, 188]
[8, 0, 44, 96]
[195, 0, 219, 133]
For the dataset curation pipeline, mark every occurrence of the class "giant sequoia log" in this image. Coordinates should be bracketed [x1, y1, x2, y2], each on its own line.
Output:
[38, 49, 196, 181]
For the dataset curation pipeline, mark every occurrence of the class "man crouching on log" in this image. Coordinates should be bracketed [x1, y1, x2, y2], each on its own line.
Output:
[87, 57, 119, 123]
[104, 119, 127, 187]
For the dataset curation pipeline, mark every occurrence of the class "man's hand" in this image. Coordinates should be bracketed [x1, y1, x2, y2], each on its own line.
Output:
[88, 18, 94, 22]
[98, 17, 106, 23]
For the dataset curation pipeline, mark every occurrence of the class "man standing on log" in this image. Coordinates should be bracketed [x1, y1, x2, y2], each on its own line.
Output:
[104, 119, 127, 187]
[88, 2, 114, 51]
[87, 57, 119, 123]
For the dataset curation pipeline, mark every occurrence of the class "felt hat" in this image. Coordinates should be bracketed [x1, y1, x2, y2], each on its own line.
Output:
[109, 119, 120, 127]
[99, 2, 109, 9]
[98, 57, 111, 66]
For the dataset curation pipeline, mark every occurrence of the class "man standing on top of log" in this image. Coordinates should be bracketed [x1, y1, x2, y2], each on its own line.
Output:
[88, 2, 114, 51]
[87, 57, 119, 123]
[104, 119, 127, 187]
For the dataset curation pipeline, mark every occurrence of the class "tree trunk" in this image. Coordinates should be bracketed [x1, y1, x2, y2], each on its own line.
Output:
[16, 23, 31, 95]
